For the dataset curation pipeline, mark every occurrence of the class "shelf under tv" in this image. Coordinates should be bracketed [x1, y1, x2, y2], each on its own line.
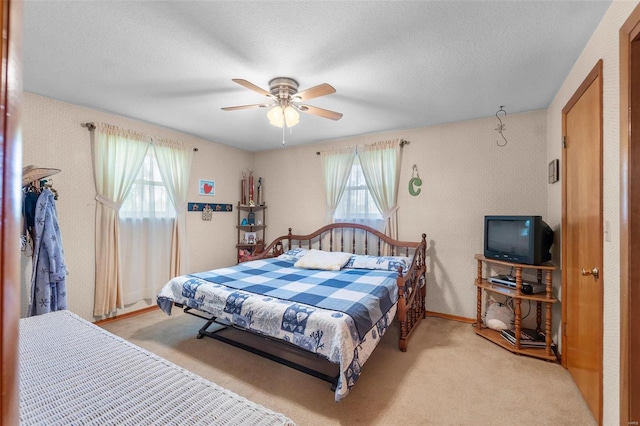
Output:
[473, 255, 558, 362]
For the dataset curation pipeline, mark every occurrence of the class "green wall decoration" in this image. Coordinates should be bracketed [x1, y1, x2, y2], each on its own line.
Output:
[409, 164, 422, 196]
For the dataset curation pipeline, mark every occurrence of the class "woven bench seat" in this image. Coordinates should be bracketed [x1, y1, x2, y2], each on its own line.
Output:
[19, 310, 295, 426]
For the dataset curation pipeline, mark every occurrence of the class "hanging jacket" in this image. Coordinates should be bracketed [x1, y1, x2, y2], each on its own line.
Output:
[28, 188, 68, 316]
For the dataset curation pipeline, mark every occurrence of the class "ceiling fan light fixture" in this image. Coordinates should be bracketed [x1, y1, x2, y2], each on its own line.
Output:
[267, 105, 299, 128]
[223, 77, 341, 135]
[267, 105, 284, 127]
[284, 105, 299, 127]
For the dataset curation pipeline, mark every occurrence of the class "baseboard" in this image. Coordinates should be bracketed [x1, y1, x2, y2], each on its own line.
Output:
[94, 305, 159, 326]
[426, 310, 475, 324]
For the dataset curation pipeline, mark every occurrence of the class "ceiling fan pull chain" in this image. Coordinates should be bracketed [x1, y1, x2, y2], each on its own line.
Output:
[282, 119, 286, 145]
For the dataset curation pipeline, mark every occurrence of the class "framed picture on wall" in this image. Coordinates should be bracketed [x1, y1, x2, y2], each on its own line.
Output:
[548, 159, 559, 184]
[199, 179, 215, 196]
[244, 232, 257, 244]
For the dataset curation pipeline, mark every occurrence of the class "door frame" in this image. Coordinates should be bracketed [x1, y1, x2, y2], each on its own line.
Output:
[560, 58, 604, 423]
[620, 4, 640, 425]
[0, 0, 22, 424]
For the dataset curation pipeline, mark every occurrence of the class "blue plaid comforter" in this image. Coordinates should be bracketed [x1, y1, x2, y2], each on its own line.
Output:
[190, 258, 398, 339]
[157, 257, 400, 401]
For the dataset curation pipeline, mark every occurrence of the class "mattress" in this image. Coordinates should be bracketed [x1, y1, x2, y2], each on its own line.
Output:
[19, 310, 295, 426]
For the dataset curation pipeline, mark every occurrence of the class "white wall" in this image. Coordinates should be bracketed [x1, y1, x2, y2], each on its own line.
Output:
[21, 93, 250, 321]
[254, 109, 549, 322]
[546, 1, 639, 424]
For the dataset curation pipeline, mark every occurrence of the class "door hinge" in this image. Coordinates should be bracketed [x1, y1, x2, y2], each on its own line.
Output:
[562, 136, 566, 149]
[563, 322, 567, 337]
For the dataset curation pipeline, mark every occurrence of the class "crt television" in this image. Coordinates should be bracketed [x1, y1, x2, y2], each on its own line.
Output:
[484, 215, 554, 265]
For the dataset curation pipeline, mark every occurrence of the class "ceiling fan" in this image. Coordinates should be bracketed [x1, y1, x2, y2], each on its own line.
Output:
[221, 77, 343, 128]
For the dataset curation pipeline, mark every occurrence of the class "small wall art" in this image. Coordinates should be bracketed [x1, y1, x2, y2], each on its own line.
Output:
[408, 164, 422, 196]
[548, 159, 559, 184]
[188, 202, 232, 212]
[201, 204, 213, 221]
[199, 179, 215, 196]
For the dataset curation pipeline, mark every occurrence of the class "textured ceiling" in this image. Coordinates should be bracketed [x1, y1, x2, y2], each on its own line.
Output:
[23, 1, 611, 152]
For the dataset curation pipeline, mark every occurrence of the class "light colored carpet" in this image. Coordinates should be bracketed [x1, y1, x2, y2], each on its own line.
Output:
[101, 309, 595, 426]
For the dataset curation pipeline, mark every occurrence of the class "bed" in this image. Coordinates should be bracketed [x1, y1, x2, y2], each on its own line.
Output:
[157, 223, 427, 401]
[19, 310, 295, 426]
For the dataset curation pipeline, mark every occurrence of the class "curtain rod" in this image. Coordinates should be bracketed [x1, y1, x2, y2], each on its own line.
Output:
[81, 122, 199, 152]
[315, 139, 410, 155]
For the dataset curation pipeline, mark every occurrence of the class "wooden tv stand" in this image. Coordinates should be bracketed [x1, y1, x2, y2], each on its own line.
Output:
[473, 254, 558, 361]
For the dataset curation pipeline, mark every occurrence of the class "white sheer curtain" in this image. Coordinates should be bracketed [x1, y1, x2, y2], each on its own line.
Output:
[152, 137, 194, 277]
[334, 155, 384, 231]
[92, 123, 149, 316]
[358, 140, 403, 240]
[118, 149, 174, 305]
[320, 145, 356, 223]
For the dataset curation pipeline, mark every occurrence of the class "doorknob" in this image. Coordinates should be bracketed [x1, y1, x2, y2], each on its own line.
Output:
[580, 267, 600, 278]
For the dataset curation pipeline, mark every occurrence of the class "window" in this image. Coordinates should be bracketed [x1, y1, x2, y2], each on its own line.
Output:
[334, 156, 384, 230]
[119, 148, 175, 219]
[118, 147, 174, 305]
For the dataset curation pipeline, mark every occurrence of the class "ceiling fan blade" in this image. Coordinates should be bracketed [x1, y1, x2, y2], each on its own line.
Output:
[294, 83, 336, 101]
[298, 104, 343, 121]
[221, 103, 271, 111]
[232, 79, 273, 98]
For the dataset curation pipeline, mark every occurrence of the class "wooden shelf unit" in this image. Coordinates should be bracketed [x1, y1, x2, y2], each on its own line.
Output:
[236, 204, 266, 263]
[473, 254, 558, 361]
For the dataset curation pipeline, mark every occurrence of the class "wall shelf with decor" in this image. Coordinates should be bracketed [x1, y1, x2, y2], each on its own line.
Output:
[236, 204, 266, 263]
[472, 254, 558, 362]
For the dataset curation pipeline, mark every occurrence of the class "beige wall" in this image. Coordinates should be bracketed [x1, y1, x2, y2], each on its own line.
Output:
[254, 109, 549, 323]
[21, 92, 250, 321]
[546, 1, 639, 423]
[22, 92, 548, 325]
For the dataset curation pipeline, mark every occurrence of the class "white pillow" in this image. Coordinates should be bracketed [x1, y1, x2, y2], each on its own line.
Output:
[294, 249, 353, 271]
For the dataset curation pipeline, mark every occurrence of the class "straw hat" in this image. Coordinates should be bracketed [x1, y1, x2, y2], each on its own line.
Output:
[22, 165, 61, 187]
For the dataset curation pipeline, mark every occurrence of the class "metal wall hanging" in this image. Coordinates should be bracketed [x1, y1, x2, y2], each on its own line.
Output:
[495, 106, 507, 147]
[409, 164, 422, 196]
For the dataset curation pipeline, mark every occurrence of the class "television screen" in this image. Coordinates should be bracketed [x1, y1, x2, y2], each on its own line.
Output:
[486, 219, 531, 256]
[484, 215, 554, 265]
